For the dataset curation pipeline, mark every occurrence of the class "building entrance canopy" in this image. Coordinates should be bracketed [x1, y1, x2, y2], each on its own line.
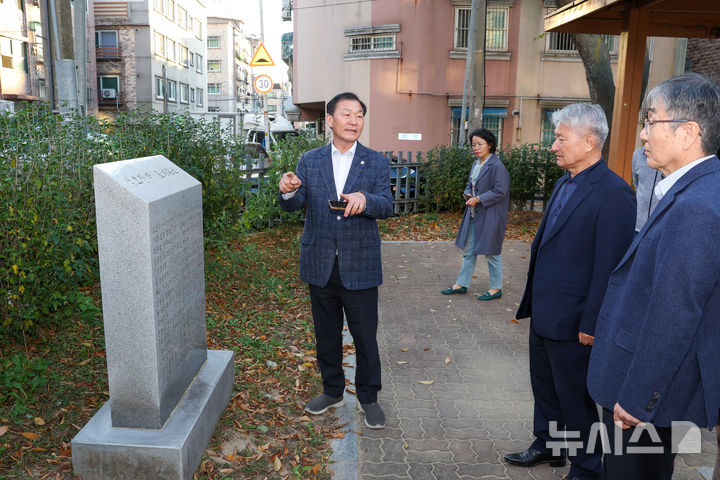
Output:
[545, 0, 720, 182]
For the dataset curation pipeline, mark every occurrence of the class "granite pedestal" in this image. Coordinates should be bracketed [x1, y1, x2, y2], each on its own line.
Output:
[72, 156, 234, 479]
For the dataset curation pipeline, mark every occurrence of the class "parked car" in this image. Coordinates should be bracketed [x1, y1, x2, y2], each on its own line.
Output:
[237, 142, 270, 171]
[389, 157, 422, 199]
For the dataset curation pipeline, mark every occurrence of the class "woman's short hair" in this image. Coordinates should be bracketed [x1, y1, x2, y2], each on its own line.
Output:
[551, 103, 608, 148]
[469, 128, 497, 154]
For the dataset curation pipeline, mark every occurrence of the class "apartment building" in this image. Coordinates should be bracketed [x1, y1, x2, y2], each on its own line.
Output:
[291, 0, 681, 153]
[93, 0, 207, 119]
[206, 15, 256, 114]
[0, 0, 47, 111]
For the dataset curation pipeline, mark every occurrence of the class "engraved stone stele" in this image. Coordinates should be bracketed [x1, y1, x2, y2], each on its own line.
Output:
[72, 156, 235, 480]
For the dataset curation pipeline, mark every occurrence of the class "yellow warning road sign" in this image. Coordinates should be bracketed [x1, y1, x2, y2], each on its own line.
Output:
[249, 43, 275, 67]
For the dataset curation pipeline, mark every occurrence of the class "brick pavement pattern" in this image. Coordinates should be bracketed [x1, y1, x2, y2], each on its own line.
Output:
[330, 240, 717, 480]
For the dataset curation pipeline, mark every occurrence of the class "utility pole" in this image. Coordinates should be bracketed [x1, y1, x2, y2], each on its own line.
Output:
[259, 0, 271, 151]
[162, 65, 168, 114]
[459, 0, 486, 143]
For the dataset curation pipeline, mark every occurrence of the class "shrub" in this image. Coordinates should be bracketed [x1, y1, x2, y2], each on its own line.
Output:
[0, 105, 259, 341]
[1, 105, 106, 337]
[499, 143, 564, 210]
[241, 131, 325, 230]
[419, 144, 473, 212]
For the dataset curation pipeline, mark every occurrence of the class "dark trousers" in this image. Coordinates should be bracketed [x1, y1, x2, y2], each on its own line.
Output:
[600, 408, 675, 480]
[713, 419, 720, 480]
[529, 324, 601, 479]
[308, 258, 381, 404]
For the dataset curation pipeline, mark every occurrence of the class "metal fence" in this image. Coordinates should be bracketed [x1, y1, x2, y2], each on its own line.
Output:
[384, 150, 424, 215]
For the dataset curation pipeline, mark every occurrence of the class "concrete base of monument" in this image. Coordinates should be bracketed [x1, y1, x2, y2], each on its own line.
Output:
[71, 349, 234, 480]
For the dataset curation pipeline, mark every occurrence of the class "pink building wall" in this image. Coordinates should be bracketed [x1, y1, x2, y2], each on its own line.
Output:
[368, 0, 522, 153]
[369, 1, 464, 153]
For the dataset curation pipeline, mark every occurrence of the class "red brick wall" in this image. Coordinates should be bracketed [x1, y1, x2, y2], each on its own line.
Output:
[686, 39, 720, 82]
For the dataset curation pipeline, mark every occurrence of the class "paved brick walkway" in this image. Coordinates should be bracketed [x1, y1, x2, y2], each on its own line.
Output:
[328, 240, 716, 480]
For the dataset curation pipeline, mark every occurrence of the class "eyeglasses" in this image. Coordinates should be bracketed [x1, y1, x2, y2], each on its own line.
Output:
[642, 118, 690, 131]
[471, 142, 488, 148]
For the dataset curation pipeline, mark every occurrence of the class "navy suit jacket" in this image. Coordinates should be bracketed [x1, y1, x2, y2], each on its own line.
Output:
[588, 156, 720, 428]
[278, 142, 392, 290]
[516, 160, 636, 341]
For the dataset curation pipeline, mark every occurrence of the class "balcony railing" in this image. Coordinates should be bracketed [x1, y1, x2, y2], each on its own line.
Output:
[98, 89, 124, 106]
[96, 47, 122, 59]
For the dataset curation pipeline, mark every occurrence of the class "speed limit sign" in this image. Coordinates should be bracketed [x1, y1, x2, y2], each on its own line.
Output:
[253, 74, 273, 94]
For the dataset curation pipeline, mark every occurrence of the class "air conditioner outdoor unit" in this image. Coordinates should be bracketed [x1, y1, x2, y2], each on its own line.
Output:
[0, 100, 14, 114]
[101, 88, 117, 99]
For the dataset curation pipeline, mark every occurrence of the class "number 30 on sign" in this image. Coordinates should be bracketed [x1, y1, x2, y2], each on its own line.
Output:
[253, 74, 273, 95]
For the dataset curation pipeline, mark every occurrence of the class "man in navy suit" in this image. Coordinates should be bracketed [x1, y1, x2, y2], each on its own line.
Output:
[505, 103, 636, 479]
[588, 73, 720, 479]
[278, 92, 392, 429]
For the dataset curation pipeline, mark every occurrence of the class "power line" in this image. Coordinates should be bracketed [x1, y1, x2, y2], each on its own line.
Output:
[292, 0, 375, 11]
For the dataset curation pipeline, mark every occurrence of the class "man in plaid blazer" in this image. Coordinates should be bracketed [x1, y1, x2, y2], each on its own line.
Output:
[278, 92, 392, 428]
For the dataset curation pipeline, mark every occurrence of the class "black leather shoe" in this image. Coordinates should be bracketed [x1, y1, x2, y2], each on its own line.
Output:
[504, 447, 566, 467]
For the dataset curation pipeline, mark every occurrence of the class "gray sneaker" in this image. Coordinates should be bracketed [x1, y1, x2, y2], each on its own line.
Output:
[304, 394, 345, 415]
[360, 402, 386, 429]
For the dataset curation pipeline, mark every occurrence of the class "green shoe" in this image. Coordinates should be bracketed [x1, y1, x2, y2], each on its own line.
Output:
[477, 290, 502, 301]
[441, 286, 467, 295]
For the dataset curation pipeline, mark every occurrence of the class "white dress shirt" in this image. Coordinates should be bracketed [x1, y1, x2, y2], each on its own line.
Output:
[654, 155, 714, 201]
[331, 141, 357, 199]
[281, 141, 358, 200]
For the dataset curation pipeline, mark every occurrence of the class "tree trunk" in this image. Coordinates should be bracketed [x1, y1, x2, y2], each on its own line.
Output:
[572, 33, 616, 158]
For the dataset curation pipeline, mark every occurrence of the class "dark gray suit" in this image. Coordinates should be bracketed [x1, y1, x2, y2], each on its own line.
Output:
[279, 142, 392, 403]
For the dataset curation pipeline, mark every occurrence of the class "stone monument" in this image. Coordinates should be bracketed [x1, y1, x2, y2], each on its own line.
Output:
[72, 155, 234, 479]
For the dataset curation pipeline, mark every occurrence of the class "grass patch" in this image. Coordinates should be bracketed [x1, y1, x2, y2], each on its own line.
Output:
[0, 212, 540, 479]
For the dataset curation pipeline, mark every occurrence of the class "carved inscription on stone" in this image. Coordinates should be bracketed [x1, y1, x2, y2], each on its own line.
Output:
[123, 167, 180, 187]
[150, 207, 203, 371]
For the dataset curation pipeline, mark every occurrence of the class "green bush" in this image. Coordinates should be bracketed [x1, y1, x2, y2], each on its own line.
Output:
[420, 144, 473, 212]
[419, 143, 563, 213]
[0, 105, 259, 341]
[1, 105, 106, 336]
[499, 143, 562, 210]
[241, 131, 325, 230]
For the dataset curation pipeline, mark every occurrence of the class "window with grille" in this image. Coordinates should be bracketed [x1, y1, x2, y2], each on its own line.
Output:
[155, 76, 164, 99]
[349, 34, 395, 53]
[166, 38, 176, 62]
[154, 31, 165, 57]
[208, 83, 220, 94]
[180, 83, 189, 103]
[178, 6, 187, 29]
[167, 80, 177, 101]
[207, 36, 220, 48]
[540, 108, 559, 146]
[455, 7, 508, 51]
[482, 117, 503, 147]
[545, 10, 617, 54]
[96, 31, 118, 48]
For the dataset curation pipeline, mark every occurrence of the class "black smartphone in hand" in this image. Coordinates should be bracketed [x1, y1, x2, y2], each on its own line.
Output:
[463, 193, 472, 201]
[329, 200, 348, 210]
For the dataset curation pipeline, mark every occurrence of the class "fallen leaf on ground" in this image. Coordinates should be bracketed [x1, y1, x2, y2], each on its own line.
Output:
[511, 319, 520, 324]
[33, 417, 45, 426]
[444, 357, 451, 364]
[400, 348, 409, 352]
[418, 380, 434, 385]
[273, 455, 282, 471]
[19, 432, 40, 441]
[0, 426, 8, 437]
[403, 441, 409, 449]
[396, 361, 408, 365]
